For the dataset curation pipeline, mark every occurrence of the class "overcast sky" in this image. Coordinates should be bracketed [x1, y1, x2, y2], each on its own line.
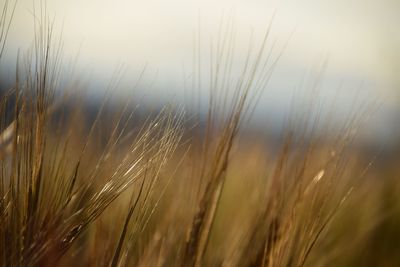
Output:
[3, 0, 399, 87]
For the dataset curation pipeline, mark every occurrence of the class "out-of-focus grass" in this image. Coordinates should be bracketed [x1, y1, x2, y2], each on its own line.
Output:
[0, 1, 399, 266]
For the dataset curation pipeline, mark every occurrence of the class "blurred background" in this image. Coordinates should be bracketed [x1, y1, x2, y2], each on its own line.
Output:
[0, 0, 399, 148]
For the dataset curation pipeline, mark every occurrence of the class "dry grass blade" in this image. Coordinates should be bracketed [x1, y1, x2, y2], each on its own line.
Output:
[181, 17, 282, 267]
[0, 5, 184, 266]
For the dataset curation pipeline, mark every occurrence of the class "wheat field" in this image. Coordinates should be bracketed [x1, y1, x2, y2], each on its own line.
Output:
[0, 1, 399, 266]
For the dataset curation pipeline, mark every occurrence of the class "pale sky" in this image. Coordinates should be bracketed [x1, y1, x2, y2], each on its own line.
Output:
[4, 0, 400, 88]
